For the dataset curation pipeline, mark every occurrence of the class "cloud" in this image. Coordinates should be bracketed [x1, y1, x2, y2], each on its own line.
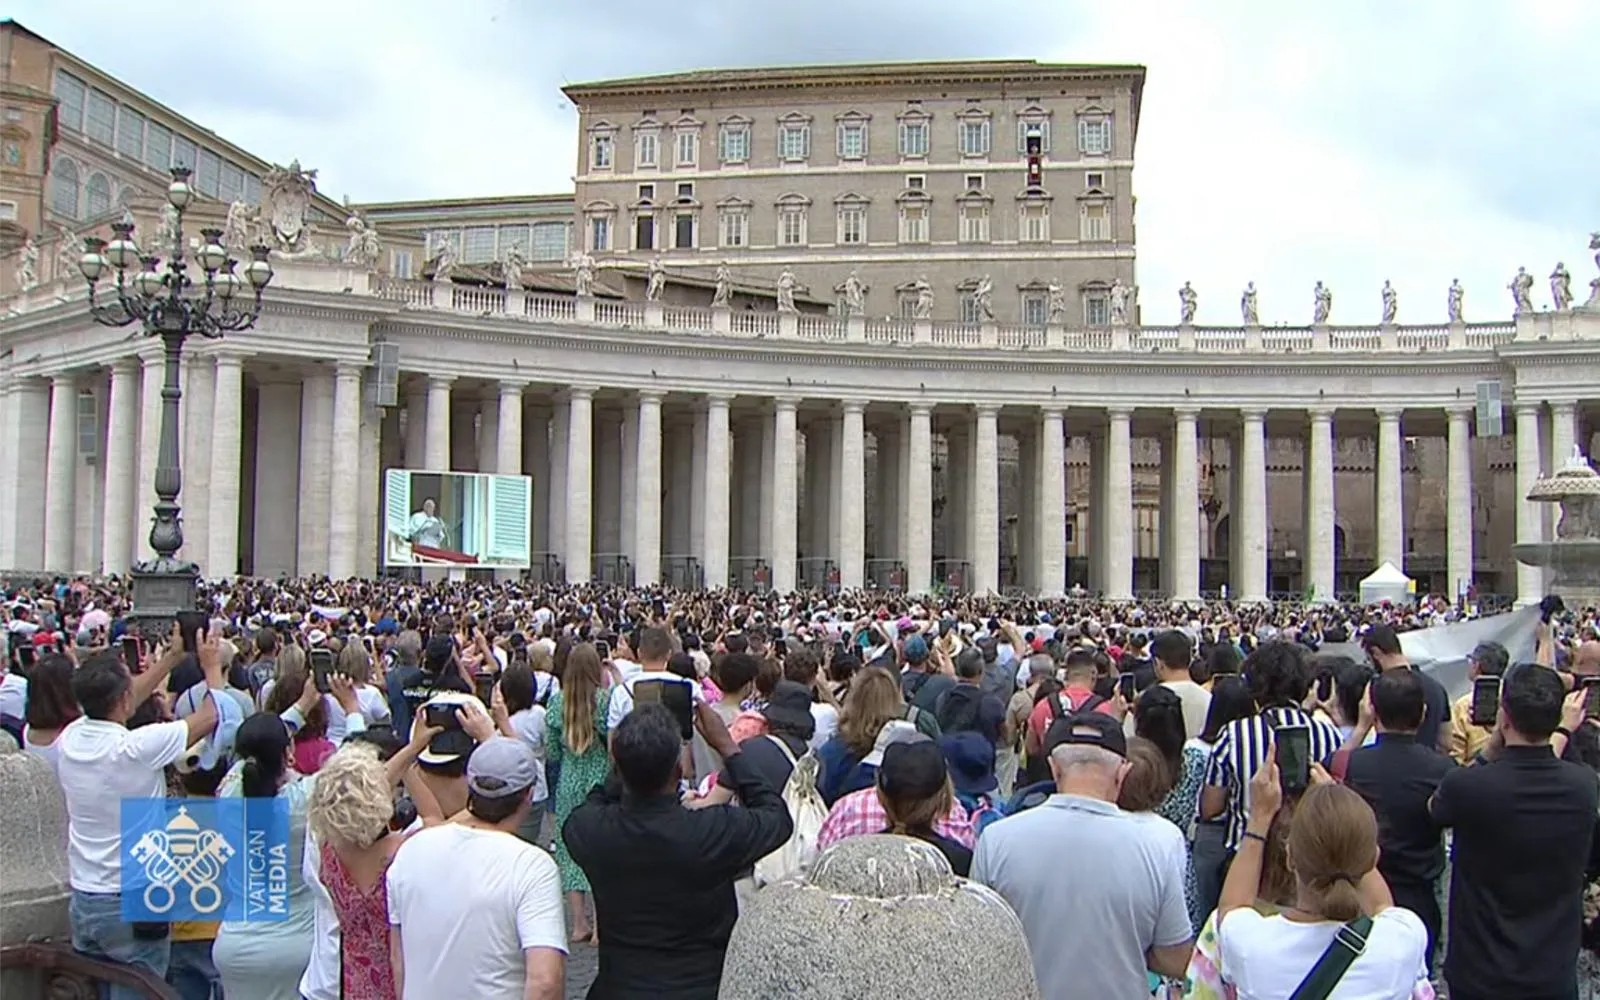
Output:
[13, 0, 1595, 323]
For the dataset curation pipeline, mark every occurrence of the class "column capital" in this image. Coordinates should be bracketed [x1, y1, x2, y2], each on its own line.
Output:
[705, 392, 734, 408]
[332, 360, 363, 379]
[1239, 406, 1267, 422]
[49, 371, 78, 387]
[908, 401, 935, 417]
[426, 374, 455, 391]
[1106, 405, 1133, 421]
[1375, 405, 1403, 421]
[1172, 406, 1200, 422]
[1308, 406, 1335, 422]
[975, 403, 1001, 419]
[497, 378, 531, 394]
[637, 388, 667, 403]
[1513, 400, 1541, 417]
[213, 352, 246, 371]
[1446, 402, 1473, 420]
[567, 385, 598, 401]
[773, 395, 801, 412]
[1551, 400, 1579, 415]
[1040, 406, 1066, 421]
[109, 356, 141, 376]
[841, 399, 867, 415]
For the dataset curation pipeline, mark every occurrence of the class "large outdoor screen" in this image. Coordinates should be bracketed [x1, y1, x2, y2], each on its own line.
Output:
[383, 469, 533, 569]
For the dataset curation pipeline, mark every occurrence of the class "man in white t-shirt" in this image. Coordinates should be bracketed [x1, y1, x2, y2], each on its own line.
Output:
[1125, 629, 1211, 741]
[605, 626, 703, 742]
[388, 737, 566, 1000]
[58, 631, 226, 999]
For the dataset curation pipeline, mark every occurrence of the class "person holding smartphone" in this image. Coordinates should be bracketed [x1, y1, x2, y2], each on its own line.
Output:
[1447, 642, 1509, 765]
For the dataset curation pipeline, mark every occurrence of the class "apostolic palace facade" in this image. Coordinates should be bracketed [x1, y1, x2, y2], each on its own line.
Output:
[1, 19, 1597, 605]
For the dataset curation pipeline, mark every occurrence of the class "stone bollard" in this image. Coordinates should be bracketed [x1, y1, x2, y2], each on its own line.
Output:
[0, 730, 72, 996]
[719, 835, 1040, 1000]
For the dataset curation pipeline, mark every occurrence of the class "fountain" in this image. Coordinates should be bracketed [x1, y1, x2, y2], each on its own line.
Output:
[1513, 446, 1600, 606]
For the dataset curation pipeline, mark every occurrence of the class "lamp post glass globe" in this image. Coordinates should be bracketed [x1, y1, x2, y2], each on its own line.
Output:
[245, 246, 274, 289]
[78, 236, 108, 283]
[166, 166, 194, 210]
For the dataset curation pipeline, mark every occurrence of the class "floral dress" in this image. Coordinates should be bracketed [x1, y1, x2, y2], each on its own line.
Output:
[319, 841, 398, 1000]
[1155, 741, 1208, 932]
[546, 687, 613, 894]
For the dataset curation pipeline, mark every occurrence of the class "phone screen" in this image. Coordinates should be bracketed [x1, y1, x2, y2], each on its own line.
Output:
[635, 678, 694, 741]
[474, 671, 496, 707]
[1117, 672, 1137, 703]
[1583, 677, 1600, 720]
[121, 636, 142, 673]
[1470, 675, 1501, 727]
[1315, 673, 1334, 702]
[175, 610, 207, 655]
[1275, 723, 1312, 793]
[423, 702, 461, 730]
[309, 649, 335, 694]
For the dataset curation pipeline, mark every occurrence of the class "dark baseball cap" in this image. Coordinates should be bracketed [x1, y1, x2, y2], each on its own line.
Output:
[1043, 711, 1127, 758]
[877, 740, 949, 800]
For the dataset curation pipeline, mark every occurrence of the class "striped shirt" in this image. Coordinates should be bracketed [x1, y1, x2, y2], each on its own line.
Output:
[1203, 706, 1345, 851]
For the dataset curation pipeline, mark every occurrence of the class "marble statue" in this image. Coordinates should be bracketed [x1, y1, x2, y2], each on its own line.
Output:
[222, 200, 256, 258]
[1178, 281, 1197, 324]
[500, 243, 527, 290]
[840, 270, 865, 316]
[151, 204, 180, 258]
[261, 159, 321, 258]
[711, 262, 732, 307]
[1047, 280, 1067, 323]
[775, 268, 797, 313]
[1312, 281, 1332, 324]
[14, 238, 39, 291]
[53, 230, 79, 283]
[646, 257, 666, 302]
[1447, 279, 1464, 322]
[1592, 232, 1600, 274]
[1380, 279, 1398, 324]
[431, 234, 458, 283]
[1509, 266, 1534, 315]
[1241, 281, 1259, 324]
[973, 275, 995, 321]
[1109, 278, 1132, 324]
[1551, 262, 1573, 311]
[573, 251, 597, 298]
[1588, 233, 1600, 309]
[909, 276, 934, 320]
[343, 214, 381, 270]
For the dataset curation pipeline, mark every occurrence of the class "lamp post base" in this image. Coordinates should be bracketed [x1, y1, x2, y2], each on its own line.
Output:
[125, 558, 199, 635]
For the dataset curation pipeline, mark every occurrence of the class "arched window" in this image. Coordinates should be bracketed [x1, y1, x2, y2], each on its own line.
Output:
[49, 158, 79, 219]
[85, 173, 111, 217]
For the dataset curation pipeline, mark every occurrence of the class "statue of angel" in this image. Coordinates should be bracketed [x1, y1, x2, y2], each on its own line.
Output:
[343, 214, 381, 270]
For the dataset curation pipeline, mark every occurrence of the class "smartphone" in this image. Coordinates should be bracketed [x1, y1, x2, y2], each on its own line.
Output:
[121, 635, 143, 673]
[1274, 722, 1312, 793]
[1583, 677, 1600, 720]
[175, 610, 207, 655]
[595, 638, 612, 660]
[423, 701, 462, 730]
[474, 671, 496, 707]
[308, 648, 335, 694]
[1117, 672, 1137, 703]
[1469, 675, 1501, 727]
[1315, 673, 1334, 702]
[634, 677, 694, 741]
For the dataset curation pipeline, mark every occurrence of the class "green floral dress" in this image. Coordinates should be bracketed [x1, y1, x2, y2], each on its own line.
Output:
[546, 687, 613, 893]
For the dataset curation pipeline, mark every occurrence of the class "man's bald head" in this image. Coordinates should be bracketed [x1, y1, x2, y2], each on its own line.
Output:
[1573, 640, 1600, 676]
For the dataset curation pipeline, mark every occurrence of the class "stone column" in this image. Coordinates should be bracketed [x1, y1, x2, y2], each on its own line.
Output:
[424, 375, 452, 470]
[1105, 406, 1135, 600]
[759, 413, 775, 564]
[1375, 407, 1405, 571]
[838, 400, 867, 589]
[1037, 408, 1067, 597]
[0, 377, 14, 568]
[702, 394, 732, 588]
[43, 374, 78, 572]
[358, 401, 381, 576]
[526, 406, 551, 555]
[1237, 408, 1269, 603]
[1304, 407, 1336, 602]
[181, 356, 214, 571]
[1446, 405, 1474, 602]
[207, 354, 245, 578]
[252, 382, 301, 579]
[1515, 402, 1544, 604]
[404, 381, 427, 468]
[772, 397, 800, 592]
[136, 351, 164, 564]
[690, 409, 708, 566]
[565, 387, 594, 584]
[326, 361, 363, 580]
[550, 403, 569, 563]
[476, 399, 500, 478]
[621, 406, 639, 565]
[635, 391, 664, 585]
[101, 360, 139, 574]
[1551, 401, 1578, 469]
[906, 403, 934, 594]
[297, 371, 334, 576]
[972, 405, 1001, 594]
[1170, 407, 1201, 601]
[496, 381, 524, 475]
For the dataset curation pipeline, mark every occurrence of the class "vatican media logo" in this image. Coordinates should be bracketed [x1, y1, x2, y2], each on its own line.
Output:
[120, 798, 291, 923]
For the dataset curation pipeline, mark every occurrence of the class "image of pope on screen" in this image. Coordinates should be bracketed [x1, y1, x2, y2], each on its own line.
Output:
[384, 469, 532, 569]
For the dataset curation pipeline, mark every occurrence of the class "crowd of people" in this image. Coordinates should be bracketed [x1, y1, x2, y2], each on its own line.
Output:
[3, 571, 1600, 1000]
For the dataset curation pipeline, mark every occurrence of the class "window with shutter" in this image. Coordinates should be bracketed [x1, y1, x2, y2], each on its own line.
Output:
[383, 470, 413, 566]
[486, 475, 532, 564]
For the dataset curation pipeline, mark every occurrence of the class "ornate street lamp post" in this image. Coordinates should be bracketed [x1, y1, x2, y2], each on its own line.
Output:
[78, 166, 274, 626]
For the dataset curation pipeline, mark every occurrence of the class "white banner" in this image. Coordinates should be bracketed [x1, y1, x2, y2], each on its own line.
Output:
[1319, 607, 1542, 701]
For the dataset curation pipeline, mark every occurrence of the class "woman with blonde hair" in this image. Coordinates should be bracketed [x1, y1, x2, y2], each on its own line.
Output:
[815, 665, 941, 804]
[1193, 749, 1432, 999]
[546, 642, 612, 944]
[336, 637, 392, 726]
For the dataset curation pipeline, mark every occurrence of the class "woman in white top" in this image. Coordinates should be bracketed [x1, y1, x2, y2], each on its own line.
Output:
[491, 662, 550, 848]
[1208, 746, 1432, 1000]
[21, 652, 79, 777]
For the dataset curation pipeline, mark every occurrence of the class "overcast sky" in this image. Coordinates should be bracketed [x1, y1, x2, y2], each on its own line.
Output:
[15, 0, 1597, 324]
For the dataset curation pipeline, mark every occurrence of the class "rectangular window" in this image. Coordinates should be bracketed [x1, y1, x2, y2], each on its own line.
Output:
[837, 123, 867, 160]
[635, 213, 655, 250]
[219, 162, 245, 204]
[1081, 203, 1110, 241]
[636, 131, 658, 168]
[959, 205, 989, 243]
[960, 295, 982, 325]
[1085, 294, 1109, 326]
[463, 226, 497, 263]
[674, 212, 695, 249]
[390, 249, 413, 280]
[590, 216, 611, 251]
[837, 206, 866, 245]
[958, 119, 990, 157]
[899, 205, 929, 244]
[905, 175, 925, 190]
[898, 294, 918, 320]
[1078, 119, 1111, 155]
[85, 89, 116, 144]
[531, 221, 568, 259]
[243, 174, 261, 205]
[778, 209, 806, 246]
[1086, 171, 1105, 190]
[718, 125, 749, 163]
[0, 201, 17, 222]
[1021, 205, 1050, 243]
[675, 181, 694, 201]
[195, 148, 221, 197]
[53, 71, 86, 131]
[637, 183, 655, 201]
[1022, 293, 1048, 327]
[719, 211, 748, 248]
[171, 136, 197, 169]
[1016, 119, 1052, 153]
[675, 130, 697, 167]
[591, 133, 613, 169]
[144, 122, 172, 170]
[497, 224, 531, 256]
[965, 174, 984, 191]
[115, 108, 145, 160]
[779, 125, 810, 161]
[898, 120, 928, 157]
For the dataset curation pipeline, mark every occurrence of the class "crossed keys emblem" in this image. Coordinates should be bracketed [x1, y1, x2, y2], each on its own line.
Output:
[129, 805, 235, 914]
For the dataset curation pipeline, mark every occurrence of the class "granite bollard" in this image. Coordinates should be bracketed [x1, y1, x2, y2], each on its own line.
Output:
[719, 834, 1040, 1000]
[0, 729, 72, 995]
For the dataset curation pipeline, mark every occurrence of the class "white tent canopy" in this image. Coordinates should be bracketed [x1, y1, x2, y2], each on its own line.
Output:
[1359, 561, 1415, 605]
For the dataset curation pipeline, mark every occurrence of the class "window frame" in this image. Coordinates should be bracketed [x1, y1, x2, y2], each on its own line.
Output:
[957, 112, 992, 158]
[777, 206, 808, 247]
[589, 215, 612, 252]
[718, 120, 751, 164]
[1078, 117, 1112, 155]
[634, 212, 656, 251]
[635, 129, 660, 170]
[674, 129, 698, 168]
[718, 207, 749, 248]
[1084, 291, 1110, 327]
[53, 70, 86, 131]
[899, 203, 930, 245]
[958, 203, 990, 244]
[777, 117, 812, 162]
[590, 131, 615, 170]
[1019, 202, 1051, 243]
[1021, 291, 1049, 327]
[84, 89, 116, 145]
[531, 221, 569, 260]
[898, 119, 929, 158]
[115, 107, 145, 160]
[837, 204, 866, 245]
[1080, 201, 1111, 242]
[836, 121, 868, 161]
[673, 211, 696, 250]
[49, 158, 80, 218]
